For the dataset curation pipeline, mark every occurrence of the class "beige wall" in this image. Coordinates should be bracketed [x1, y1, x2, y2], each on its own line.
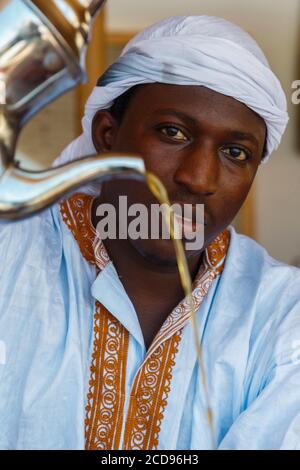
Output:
[18, 91, 76, 170]
[107, 0, 300, 265]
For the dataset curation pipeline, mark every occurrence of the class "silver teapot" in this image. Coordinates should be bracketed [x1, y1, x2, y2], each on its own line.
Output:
[0, 0, 145, 219]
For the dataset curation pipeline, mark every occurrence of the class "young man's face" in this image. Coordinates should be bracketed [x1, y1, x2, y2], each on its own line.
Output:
[92, 84, 266, 265]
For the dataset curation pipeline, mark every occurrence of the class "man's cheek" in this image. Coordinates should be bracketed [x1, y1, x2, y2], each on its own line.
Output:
[142, 156, 176, 182]
[215, 195, 241, 224]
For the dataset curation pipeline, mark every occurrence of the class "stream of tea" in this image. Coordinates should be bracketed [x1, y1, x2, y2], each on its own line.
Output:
[146, 172, 216, 450]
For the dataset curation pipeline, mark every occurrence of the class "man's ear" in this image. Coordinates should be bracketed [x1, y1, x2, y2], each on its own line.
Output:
[91, 110, 119, 152]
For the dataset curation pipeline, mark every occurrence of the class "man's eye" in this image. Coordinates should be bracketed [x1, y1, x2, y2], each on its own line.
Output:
[159, 126, 188, 142]
[221, 147, 250, 162]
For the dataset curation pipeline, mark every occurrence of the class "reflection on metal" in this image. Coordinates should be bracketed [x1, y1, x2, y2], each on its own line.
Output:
[0, 0, 146, 219]
[0, 154, 145, 219]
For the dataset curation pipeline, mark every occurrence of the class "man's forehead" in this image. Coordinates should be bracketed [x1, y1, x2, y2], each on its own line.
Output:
[131, 83, 266, 140]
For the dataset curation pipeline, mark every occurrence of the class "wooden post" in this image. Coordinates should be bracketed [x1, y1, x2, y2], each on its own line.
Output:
[76, 8, 106, 135]
[239, 186, 256, 239]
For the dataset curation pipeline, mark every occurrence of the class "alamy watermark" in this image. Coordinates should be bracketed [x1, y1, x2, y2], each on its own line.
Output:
[291, 80, 300, 104]
[94, 196, 205, 251]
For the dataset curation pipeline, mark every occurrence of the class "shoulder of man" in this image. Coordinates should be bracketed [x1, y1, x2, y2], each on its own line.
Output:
[0, 203, 63, 273]
[226, 226, 300, 300]
[224, 227, 300, 364]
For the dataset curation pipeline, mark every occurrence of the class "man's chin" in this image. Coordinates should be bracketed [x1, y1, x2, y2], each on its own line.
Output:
[129, 237, 204, 268]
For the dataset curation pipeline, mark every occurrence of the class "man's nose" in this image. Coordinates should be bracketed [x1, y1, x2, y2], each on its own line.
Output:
[173, 142, 220, 196]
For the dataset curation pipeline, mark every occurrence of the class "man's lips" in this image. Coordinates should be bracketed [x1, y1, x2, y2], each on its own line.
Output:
[170, 201, 209, 228]
[172, 213, 203, 234]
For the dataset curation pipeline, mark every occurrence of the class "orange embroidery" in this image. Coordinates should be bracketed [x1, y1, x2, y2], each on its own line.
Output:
[146, 229, 229, 359]
[122, 231, 229, 449]
[85, 302, 129, 450]
[123, 332, 182, 450]
[60, 193, 230, 450]
[205, 230, 230, 274]
[60, 194, 109, 269]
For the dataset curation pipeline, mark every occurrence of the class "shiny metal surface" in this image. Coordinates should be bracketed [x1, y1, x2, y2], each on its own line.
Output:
[0, 155, 146, 219]
[0, 0, 85, 133]
[0, 0, 147, 220]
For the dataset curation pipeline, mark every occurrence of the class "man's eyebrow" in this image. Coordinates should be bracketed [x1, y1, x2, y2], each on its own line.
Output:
[227, 130, 259, 148]
[153, 109, 259, 148]
[153, 109, 198, 127]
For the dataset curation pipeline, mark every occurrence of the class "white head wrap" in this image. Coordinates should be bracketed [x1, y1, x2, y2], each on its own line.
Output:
[54, 15, 289, 195]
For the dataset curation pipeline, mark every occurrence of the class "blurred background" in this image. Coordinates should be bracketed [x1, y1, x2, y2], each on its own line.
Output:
[17, 0, 300, 266]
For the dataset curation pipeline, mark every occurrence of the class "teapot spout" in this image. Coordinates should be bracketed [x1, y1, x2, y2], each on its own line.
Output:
[0, 154, 146, 219]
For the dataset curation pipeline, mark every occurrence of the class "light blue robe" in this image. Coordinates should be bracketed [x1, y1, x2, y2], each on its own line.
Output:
[0, 201, 300, 449]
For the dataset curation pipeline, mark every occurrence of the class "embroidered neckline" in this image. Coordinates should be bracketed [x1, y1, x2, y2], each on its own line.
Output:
[60, 192, 230, 356]
[60, 194, 110, 270]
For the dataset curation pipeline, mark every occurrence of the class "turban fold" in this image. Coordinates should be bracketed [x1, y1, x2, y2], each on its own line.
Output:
[54, 15, 289, 194]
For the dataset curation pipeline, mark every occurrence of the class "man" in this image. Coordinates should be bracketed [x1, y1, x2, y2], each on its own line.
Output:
[0, 15, 300, 450]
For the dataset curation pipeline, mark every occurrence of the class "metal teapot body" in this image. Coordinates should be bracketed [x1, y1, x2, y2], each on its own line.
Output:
[0, 0, 145, 219]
